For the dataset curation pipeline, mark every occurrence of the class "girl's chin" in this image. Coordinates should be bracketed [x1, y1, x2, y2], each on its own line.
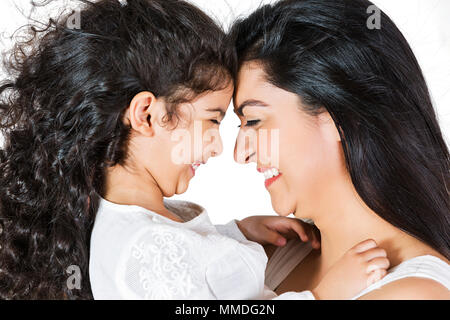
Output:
[175, 180, 189, 195]
[175, 186, 187, 195]
[176, 172, 194, 195]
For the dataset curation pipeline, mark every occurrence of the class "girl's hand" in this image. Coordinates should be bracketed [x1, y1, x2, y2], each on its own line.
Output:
[236, 215, 321, 249]
[311, 239, 390, 300]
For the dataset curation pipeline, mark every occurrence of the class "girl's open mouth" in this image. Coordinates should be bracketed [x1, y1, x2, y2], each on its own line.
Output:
[190, 162, 203, 176]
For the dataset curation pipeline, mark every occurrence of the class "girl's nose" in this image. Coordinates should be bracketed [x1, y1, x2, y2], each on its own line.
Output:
[213, 135, 223, 157]
[206, 133, 223, 160]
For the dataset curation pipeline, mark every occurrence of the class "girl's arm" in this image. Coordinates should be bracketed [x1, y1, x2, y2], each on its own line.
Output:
[272, 239, 390, 300]
[216, 215, 321, 248]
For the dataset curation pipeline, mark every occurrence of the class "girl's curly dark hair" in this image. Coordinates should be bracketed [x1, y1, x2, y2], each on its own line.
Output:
[0, 0, 236, 299]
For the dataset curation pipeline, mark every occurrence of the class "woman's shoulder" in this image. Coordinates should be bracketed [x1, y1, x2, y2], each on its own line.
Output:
[357, 254, 450, 300]
[358, 277, 450, 300]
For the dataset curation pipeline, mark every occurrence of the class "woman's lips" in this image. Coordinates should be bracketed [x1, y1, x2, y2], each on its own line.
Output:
[265, 173, 282, 188]
[257, 167, 282, 189]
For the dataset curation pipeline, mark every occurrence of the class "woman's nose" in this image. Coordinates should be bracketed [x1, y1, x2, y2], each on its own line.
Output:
[234, 130, 257, 164]
[235, 150, 256, 164]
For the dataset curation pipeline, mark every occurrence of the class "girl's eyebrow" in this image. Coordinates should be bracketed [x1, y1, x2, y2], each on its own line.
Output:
[205, 108, 226, 120]
[234, 99, 268, 116]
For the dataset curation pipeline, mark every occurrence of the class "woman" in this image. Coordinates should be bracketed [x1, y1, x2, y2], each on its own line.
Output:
[230, 0, 450, 299]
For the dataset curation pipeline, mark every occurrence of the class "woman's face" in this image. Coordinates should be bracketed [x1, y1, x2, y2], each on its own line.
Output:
[234, 62, 345, 218]
[127, 83, 233, 197]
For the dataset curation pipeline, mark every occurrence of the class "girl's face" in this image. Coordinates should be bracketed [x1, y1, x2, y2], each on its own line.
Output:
[234, 62, 345, 219]
[127, 83, 234, 197]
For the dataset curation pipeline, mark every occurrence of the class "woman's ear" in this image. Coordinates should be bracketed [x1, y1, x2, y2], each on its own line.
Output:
[318, 111, 341, 142]
[125, 91, 159, 137]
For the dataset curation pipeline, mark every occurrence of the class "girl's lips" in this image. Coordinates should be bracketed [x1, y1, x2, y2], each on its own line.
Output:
[190, 162, 204, 177]
[265, 173, 282, 188]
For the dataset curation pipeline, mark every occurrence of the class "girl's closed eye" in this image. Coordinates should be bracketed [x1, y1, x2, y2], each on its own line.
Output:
[238, 119, 260, 128]
[210, 119, 221, 125]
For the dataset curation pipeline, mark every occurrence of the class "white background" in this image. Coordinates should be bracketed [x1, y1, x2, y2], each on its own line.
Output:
[0, 0, 449, 223]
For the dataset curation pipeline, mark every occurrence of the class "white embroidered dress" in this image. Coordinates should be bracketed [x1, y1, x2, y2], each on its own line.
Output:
[89, 197, 269, 300]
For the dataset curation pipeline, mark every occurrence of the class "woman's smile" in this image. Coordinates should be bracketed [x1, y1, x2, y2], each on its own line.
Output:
[257, 167, 282, 188]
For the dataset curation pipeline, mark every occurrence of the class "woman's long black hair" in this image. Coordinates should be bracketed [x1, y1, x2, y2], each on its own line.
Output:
[229, 0, 450, 259]
[0, 0, 235, 299]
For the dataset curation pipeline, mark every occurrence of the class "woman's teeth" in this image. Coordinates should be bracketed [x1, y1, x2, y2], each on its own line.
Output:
[263, 168, 280, 180]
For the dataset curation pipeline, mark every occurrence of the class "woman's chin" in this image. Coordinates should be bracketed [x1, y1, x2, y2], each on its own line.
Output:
[266, 182, 294, 216]
[270, 196, 296, 217]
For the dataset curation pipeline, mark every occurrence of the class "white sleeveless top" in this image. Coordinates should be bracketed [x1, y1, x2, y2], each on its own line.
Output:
[89, 197, 269, 299]
[265, 239, 450, 299]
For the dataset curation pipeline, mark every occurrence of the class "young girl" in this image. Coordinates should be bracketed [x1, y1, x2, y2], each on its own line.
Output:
[0, 0, 389, 300]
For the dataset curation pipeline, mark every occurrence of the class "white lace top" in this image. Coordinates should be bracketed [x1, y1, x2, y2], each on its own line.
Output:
[89, 196, 269, 300]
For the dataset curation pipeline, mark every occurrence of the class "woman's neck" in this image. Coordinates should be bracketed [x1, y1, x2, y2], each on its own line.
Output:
[103, 164, 183, 222]
[307, 178, 443, 274]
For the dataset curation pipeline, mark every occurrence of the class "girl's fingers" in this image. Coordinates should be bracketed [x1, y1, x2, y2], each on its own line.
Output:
[352, 239, 377, 253]
[302, 223, 320, 247]
[366, 257, 390, 273]
[289, 220, 308, 242]
[366, 268, 387, 287]
[360, 247, 387, 261]
[309, 226, 321, 248]
[263, 226, 287, 246]
[287, 220, 321, 248]
[311, 236, 321, 249]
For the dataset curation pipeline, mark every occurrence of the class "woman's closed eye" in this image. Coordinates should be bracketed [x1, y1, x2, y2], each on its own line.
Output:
[210, 119, 221, 125]
[238, 119, 260, 128]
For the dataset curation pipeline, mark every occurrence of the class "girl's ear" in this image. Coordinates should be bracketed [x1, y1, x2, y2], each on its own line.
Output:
[125, 91, 159, 137]
[318, 111, 341, 142]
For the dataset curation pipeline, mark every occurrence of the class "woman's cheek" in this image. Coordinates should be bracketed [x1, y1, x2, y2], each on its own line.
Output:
[256, 123, 280, 167]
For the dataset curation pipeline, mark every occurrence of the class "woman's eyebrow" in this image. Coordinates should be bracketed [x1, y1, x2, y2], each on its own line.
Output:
[234, 99, 268, 116]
